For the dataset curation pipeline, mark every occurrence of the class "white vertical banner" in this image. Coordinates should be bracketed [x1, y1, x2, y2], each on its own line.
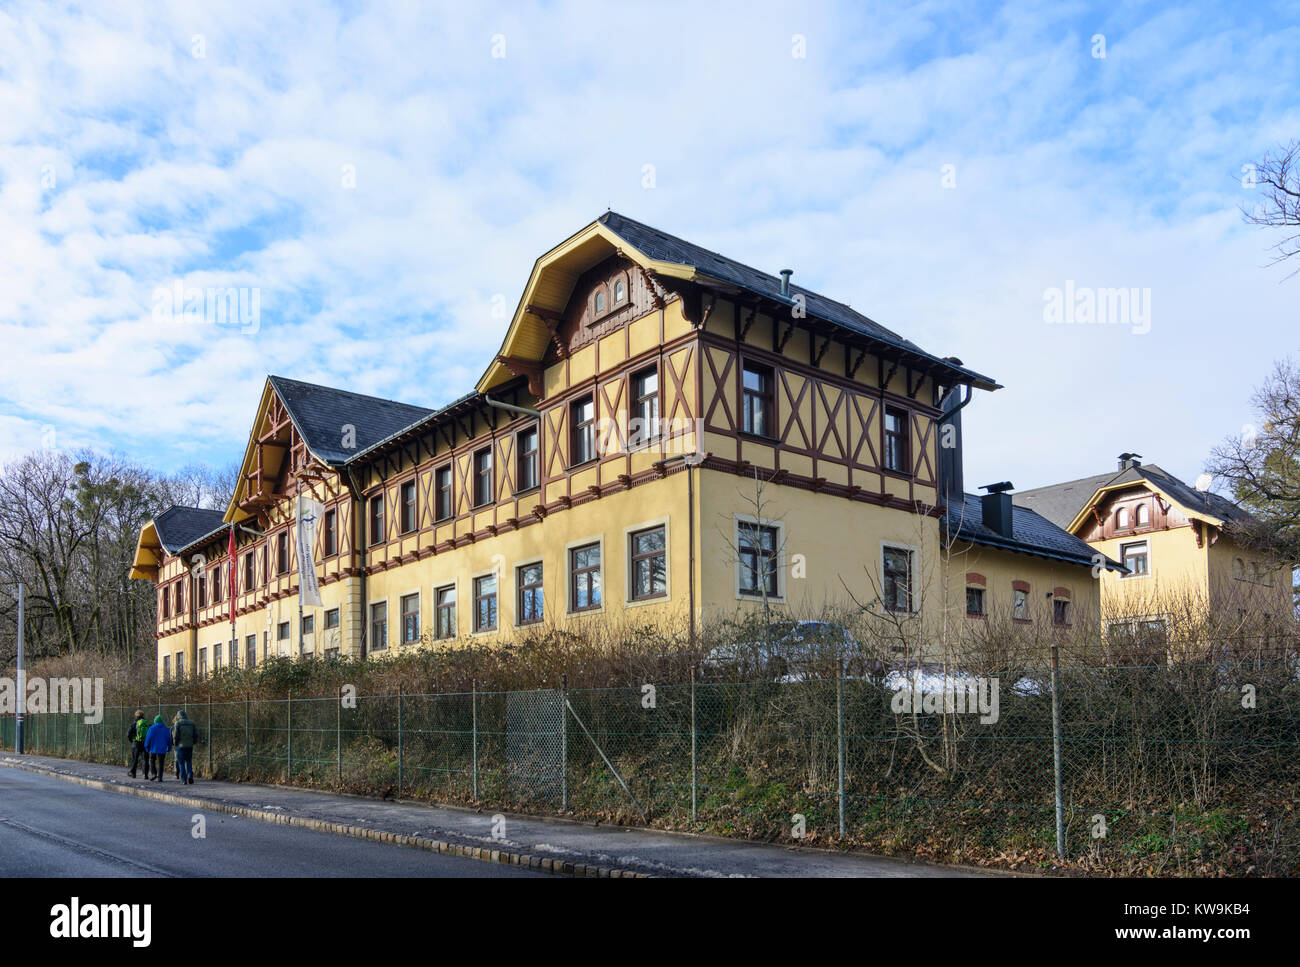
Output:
[296, 492, 325, 609]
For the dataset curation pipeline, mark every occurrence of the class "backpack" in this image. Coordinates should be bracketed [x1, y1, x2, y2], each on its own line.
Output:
[133, 718, 148, 742]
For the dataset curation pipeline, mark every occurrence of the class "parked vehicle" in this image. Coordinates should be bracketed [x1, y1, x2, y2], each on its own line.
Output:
[700, 621, 873, 682]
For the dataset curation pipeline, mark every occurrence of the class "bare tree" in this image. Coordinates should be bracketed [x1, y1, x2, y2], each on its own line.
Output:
[715, 468, 791, 652]
[0, 449, 168, 668]
[1241, 140, 1300, 276]
[1206, 357, 1300, 575]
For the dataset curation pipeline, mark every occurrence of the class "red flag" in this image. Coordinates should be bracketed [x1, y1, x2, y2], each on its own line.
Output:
[228, 524, 237, 624]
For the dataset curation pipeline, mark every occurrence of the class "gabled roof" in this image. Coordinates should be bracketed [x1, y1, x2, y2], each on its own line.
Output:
[1015, 463, 1255, 533]
[268, 375, 433, 466]
[477, 212, 1000, 395]
[597, 213, 999, 390]
[945, 492, 1125, 572]
[129, 505, 227, 580]
[153, 506, 227, 553]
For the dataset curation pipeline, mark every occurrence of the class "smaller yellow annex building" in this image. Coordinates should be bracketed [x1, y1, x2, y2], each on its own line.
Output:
[1017, 454, 1294, 657]
[132, 214, 1290, 682]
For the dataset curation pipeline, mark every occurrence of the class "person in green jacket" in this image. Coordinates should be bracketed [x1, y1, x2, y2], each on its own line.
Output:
[126, 710, 151, 780]
[172, 710, 199, 785]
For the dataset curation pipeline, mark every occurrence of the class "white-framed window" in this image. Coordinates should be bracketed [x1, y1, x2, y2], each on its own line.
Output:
[1121, 540, 1149, 578]
[565, 535, 605, 614]
[515, 559, 544, 626]
[369, 600, 388, 652]
[473, 571, 498, 632]
[400, 591, 421, 644]
[629, 366, 660, 448]
[735, 515, 784, 601]
[880, 543, 917, 614]
[1107, 616, 1169, 664]
[434, 583, 457, 639]
[627, 518, 669, 603]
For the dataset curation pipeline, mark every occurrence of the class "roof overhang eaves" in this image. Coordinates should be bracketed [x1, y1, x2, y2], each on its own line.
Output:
[346, 391, 487, 465]
[1064, 479, 1225, 534]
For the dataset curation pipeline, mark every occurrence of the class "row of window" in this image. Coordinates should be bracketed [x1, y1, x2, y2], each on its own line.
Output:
[159, 524, 317, 621]
[1113, 503, 1151, 530]
[964, 584, 1072, 625]
[159, 363, 915, 619]
[367, 524, 670, 645]
[364, 371, 663, 547]
[740, 361, 912, 473]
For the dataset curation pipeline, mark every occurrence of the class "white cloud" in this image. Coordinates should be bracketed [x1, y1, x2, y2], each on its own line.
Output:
[0, 0, 1296, 493]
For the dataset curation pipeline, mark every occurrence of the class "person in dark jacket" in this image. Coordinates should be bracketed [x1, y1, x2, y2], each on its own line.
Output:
[127, 710, 151, 779]
[144, 714, 173, 781]
[172, 710, 199, 785]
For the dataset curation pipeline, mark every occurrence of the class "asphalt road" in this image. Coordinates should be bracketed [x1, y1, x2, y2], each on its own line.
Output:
[0, 767, 546, 878]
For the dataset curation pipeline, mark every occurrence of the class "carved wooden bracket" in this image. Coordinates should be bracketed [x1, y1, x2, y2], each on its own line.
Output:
[496, 355, 544, 397]
[525, 303, 569, 360]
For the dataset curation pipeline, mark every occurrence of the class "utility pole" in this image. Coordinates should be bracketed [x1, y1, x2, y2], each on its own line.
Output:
[16, 583, 25, 754]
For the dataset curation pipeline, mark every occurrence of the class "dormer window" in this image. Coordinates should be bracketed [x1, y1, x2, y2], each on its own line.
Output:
[1116, 507, 1130, 529]
[1135, 503, 1149, 526]
[594, 290, 605, 313]
[614, 279, 625, 302]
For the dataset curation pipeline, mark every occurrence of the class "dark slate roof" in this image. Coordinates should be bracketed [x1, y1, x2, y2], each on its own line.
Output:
[1015, 463, 1255, 530]
[1013, 471, 1120, 529]
[945, 493, 1125, 571]
[349, 389, 484, 462]
[268, 375, 433, 466]
[153, 506, 226, 554]
[598, 212, 1000, 391]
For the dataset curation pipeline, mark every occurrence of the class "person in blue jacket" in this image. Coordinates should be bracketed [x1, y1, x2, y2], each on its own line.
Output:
[144, 714, 173, 781]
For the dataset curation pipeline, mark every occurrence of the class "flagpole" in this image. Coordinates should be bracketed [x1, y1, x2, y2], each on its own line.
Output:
[15, 582, 24, 754]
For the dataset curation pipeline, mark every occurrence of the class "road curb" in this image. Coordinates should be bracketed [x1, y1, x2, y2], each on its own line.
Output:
[0, 757, 648, 879]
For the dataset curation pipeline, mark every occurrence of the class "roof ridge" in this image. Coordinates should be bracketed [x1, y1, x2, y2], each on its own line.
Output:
[601, 211, 906, 340]
[268, 374, 432, 413]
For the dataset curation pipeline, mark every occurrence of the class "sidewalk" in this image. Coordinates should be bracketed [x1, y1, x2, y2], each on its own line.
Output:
[0, 753, 995, 878]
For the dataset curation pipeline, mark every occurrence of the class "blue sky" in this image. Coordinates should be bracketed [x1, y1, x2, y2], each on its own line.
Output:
[1, 0, 1297, 494]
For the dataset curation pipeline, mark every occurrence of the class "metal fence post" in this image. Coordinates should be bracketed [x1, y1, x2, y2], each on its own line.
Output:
[471, 679, 479, 802]
[836, 659, 847, 838]
[336, 686, 342, 783]
[560, 674, 568, 813]
[397, 685, 404, 797]
[245, 695, 250, 775]
[1050, 641, 1065, 860]
[287, 690, 293, 779]
[207, 695, 213, 777]
[690, 664, 698, 823]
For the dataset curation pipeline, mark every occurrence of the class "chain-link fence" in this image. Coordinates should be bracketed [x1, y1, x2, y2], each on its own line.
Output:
[3, 661, 1297, 874]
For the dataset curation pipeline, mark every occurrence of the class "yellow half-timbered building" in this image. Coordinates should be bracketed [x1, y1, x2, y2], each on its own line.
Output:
[133, 213, 1121, 680]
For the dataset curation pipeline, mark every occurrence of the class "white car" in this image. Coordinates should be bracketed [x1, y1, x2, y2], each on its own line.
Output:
[701, 621, 868, 682]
